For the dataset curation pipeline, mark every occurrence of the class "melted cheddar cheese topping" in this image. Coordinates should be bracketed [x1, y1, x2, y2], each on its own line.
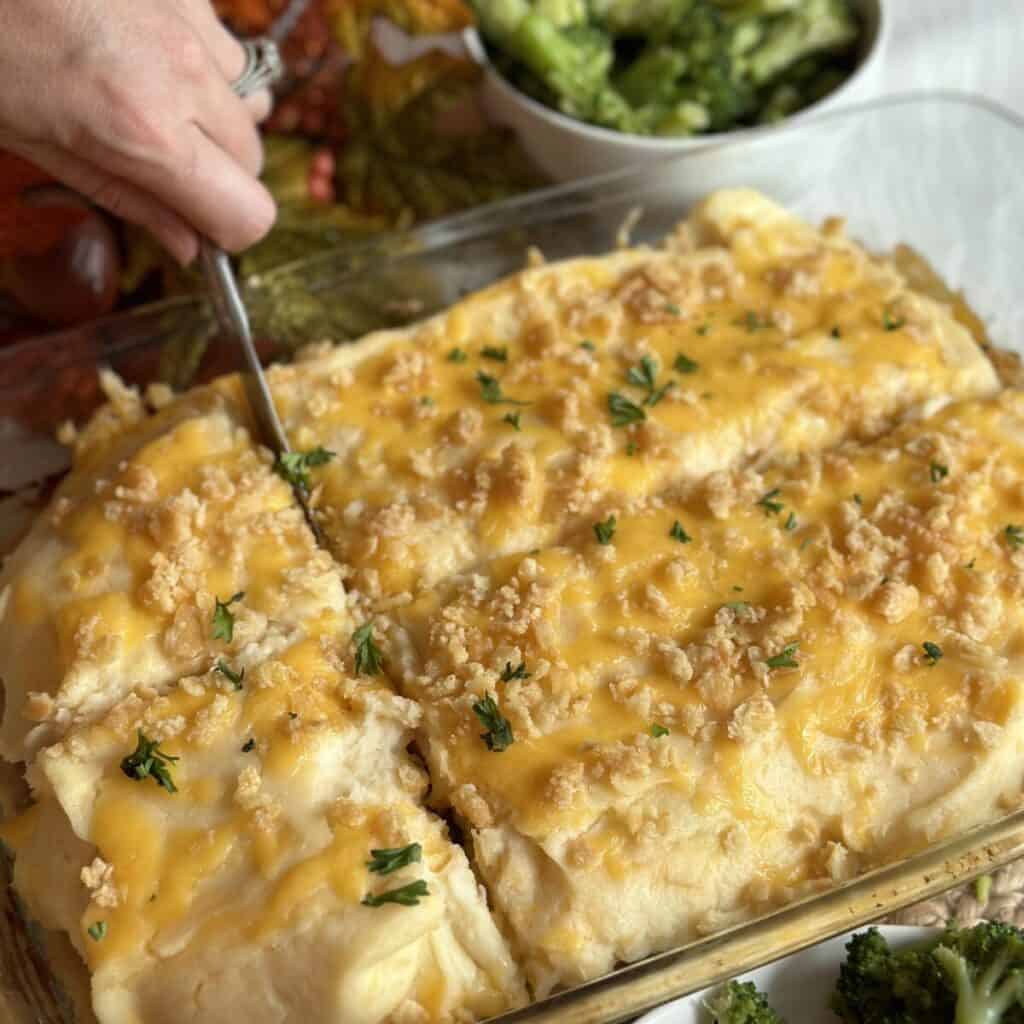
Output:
[6, 635, 524, 1023]
[267, 190, 996, 603]
[0, 385, 352, 762]
[392, 390, 1024, 994]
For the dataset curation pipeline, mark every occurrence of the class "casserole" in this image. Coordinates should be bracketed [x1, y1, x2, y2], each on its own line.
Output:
[2, 94, 1024, 1024]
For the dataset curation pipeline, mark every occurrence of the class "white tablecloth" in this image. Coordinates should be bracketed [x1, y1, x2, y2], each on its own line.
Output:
[875, 1, 1020, 114]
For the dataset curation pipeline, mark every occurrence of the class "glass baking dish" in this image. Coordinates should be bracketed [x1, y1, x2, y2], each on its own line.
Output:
[3, 91, 1024, 1024]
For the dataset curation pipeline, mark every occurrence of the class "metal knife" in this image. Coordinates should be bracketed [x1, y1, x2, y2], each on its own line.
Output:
[200, 32, 323, 540]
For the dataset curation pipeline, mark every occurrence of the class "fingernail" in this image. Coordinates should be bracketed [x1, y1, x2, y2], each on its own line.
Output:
[175, 233, 200, 267]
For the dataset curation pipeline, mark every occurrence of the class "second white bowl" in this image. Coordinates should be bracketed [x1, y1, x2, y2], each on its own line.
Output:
[466, 0, 888, 187]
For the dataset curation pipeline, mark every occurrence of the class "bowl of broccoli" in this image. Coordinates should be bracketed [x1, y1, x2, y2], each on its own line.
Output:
[465, 0, 887, 184]
[638, 921, 1024, 1024]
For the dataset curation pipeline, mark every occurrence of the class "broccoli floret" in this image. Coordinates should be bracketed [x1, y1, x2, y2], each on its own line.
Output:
[933, 922, 1024, 1024]
[704, 980, 786, 1023]
[743, 0, 858, 86]
[713, 0, 802, 15]
[473, 1, 631, 123]
[589, 0, 698, 35]
[614, 45, 688, 105]
[535, 0, 588, 27]
[471, 0, 532, 49]
[651, 97, 710, 135]
[831, 927, 954, 1023]
[831, 923, 1024, 1024]
[673, 52, 754, 129]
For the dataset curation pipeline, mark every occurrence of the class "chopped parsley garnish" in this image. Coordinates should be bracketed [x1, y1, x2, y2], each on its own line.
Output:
[477, 371, 503, 403]
[738, 311, 768, 332]
[784, 511, 798, 532]
[883, 309, 905, 331]
[669, 520, 692, 543]
[362, 879, 429, 907]
[765, 643, 800, 670]
[241, 738, 255, 753]
[853, 493, 863, 506]
[500, 661, 530, 682]
[696, 322, 711, 336]
[473, 694, 514, 752]
[930, 462, 949, 483]
[732, 585, 744, 592]
[274, 446, 335, 492]
[367, 843, 422, 876]
[674, 352, 699, 374]
[419, 395, 435, 407]
[212, 591, 245, 642]
[725, 600, 751, 613]
[649, 383, 674, 406]
[628, 354, 657, 393]
[476, 371, 528, 406]
[1005, 524, 1024, 549]
[593, 515, 617, 545]
[830, 325, 842, 339]
[665, 303, 681, 316]
[580, 339, 596, 352]
[922, 641, 943, 665]
[650, 724, 670, 738]
[503, 411, 522, 431]
[87, 921, 107, 942]
[626, 440, 638, 456]
[626, 355, 673, 406]
[756, 488, 784, 516]
[353, 623, 383, 676]
[447, 347, 467, 363]
[965, 557, 976, 570]
[215, 659, 244, 690]
[481, 345, 508, 362]
[608, 392, 646, 427]
[120, 730, 179, 794]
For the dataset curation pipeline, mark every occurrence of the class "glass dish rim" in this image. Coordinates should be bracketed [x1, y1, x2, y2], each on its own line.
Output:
[2, 88, 1023, 368]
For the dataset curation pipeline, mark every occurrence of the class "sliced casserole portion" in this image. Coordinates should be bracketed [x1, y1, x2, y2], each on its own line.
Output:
[0, 376, 349, 763]
[267, 188, 998, 606]
[390, 389, 1024, 996]
[3, 632, 526, 1024]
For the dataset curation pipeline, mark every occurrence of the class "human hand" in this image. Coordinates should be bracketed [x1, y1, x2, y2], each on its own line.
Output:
[0, 0, 278, 264]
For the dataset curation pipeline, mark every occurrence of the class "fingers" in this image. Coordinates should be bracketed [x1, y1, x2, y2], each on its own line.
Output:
[150, 125, 277, 251]
[181, 0, 249, 80]
[194, 73, 266, 176]
[181, 1, 276, 121]
[13, 1, 278, 258]
[246, 88, 274, 124]
[17, 141, 200, 265]
[60, 33, 278, 250]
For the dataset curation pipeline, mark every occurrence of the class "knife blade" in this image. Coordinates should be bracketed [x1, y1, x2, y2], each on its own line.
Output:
[199, 37, 324, 542]
[200, 241, 289, 452]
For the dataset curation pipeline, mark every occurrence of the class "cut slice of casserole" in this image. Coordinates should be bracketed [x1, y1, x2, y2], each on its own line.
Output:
[2, 633, 526, 1024]
[389, 390, 1024, 996]
[0, 378, 351, 763]
[267, 188, 997, 605]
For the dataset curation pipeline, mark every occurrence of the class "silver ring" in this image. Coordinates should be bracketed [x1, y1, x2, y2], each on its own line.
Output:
[232, 38, 284, 99]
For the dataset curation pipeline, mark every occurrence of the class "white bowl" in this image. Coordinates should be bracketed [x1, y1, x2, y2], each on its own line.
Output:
[637, 925, 935, 1024]
[465, 0, 888, 186]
